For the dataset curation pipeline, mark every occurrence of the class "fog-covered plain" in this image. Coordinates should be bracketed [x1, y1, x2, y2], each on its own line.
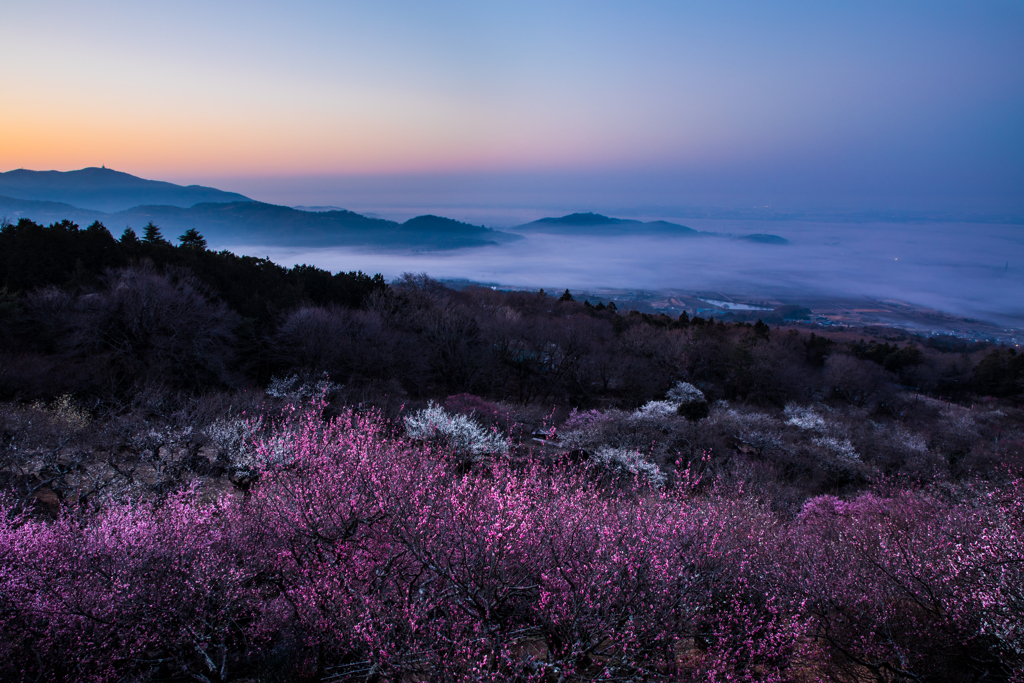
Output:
[227, 219, 1024, 327]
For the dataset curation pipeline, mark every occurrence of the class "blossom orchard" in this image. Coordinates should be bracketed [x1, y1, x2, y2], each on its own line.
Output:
[0, 399, 1021, 681]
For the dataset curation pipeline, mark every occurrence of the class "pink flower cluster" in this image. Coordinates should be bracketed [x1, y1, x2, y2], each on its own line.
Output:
[0, 402, 1020, 681]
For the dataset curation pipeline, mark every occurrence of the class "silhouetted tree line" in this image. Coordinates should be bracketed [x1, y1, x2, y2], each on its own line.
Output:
[0, 218, 385, 321]
[0, 217, 1020, 411]
[974, 347, 1024, 398]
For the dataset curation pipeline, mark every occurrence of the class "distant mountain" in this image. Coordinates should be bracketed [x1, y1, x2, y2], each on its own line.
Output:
[0, 167, 252, 213]
[515, 212, 790, 243]
[531, 212, 639, 227]
[109, 203, 519, 249]
[518, 212, 699, 235]
[0, 195, 107, 226]
[292, 205, 350, 212]
[739, 233, 790, 245]
[0, 194, 519, 250]
[401, 214, 503, 237]
[0, 171, 788, 250]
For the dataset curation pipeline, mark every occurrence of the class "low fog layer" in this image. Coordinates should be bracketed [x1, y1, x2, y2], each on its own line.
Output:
[227, 219, 1023, 328]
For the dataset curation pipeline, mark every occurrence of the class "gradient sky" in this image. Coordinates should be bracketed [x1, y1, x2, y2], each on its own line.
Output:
[2, 1, 1022, 212]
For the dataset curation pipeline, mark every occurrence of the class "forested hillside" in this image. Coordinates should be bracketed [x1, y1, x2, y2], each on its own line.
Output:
[0, 217, 1022, 682]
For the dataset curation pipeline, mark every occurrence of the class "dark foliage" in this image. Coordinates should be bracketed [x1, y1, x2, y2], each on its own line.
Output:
[0, 218, 386, 322]
[974, 348, 1024, 399]
[1, 217, 1016, 416]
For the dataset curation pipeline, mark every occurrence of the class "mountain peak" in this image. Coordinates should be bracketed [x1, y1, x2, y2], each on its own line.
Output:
[533, 212, 630, 226]
[403, 214, 484, 233]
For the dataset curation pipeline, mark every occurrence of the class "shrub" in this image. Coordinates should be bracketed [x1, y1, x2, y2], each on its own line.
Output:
[403, 401, 508, 458]
[590, 445, 667, 487]
[1, 397, 1020, 682]
[246, 402, 806, 681]
[784, 404, 827, 432]
[787, 487, 1023, 680]
[668, 381, 710, 421]
[0, 490, 262, 682]
[667, 381, 705, 404]
[265, 372, 340, 401]
[677, 399, 711, 421]
[561, 407, 613, 431]
[633, 399, 679, 419]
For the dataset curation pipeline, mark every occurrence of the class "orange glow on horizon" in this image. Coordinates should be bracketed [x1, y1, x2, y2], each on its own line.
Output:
[0, 94, 733, 179]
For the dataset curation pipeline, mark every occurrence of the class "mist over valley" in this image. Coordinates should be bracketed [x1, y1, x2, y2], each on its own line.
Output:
[231, 216, 1023, 333]
[4, 167, 1020, 334]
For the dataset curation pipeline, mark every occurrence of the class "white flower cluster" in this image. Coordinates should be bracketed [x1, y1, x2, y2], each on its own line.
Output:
[591, 446, 667, 487]
[882, 424, 929, 456]
[266, 373, 340, 401]
[131, 425, 194, 455]
[204, 418, 262, 468]
[666, 381, 705, 404]
[632, 401, 679, 419]
[784, 404, 827, 432]
[404, 402, 508, 457]
[255, 431, 300, 467]
[714, 408, 777, 435]
[632, 382, 708, 420]
[813, 436, 861, 463]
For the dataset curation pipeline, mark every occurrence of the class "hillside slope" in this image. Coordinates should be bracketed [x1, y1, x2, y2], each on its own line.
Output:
[0, 195, 518, 250]
[0, 167, 252, 212]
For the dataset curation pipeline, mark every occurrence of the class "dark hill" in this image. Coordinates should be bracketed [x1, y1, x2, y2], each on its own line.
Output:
[0, 167, 252, 212]
[739, 233, 790, 245]
[532, 212, 638, 227]
[403, 214, 486, 234]
[516, 213, 788, 243]
[0, 195, 107, 227]
[517, 213, 698, 235]
[401, 215, 520, 242]
[0, 194, 518, 250]
[108, 203, 517, 248]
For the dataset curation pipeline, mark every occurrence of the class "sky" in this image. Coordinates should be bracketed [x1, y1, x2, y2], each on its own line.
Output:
[2, 1, 1023, 214]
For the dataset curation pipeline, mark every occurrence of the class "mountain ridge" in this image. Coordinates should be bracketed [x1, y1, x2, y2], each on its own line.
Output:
[518, 212, 698, 235]
[0, 194, 518, 250]
[0, 170, 788, 248]
[515, 212, 787, 243]
[0, 167, 252, 213]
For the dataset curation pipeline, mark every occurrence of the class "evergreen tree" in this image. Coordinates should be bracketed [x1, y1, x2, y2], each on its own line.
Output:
[120, 227, 140, 245]
[559, 289, 574, 302]
[178, 228, 207, 250]
[142, 222, 166, 244]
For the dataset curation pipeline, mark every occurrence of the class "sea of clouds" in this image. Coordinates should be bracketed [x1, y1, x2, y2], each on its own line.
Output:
[227, 218, 1024, 328]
